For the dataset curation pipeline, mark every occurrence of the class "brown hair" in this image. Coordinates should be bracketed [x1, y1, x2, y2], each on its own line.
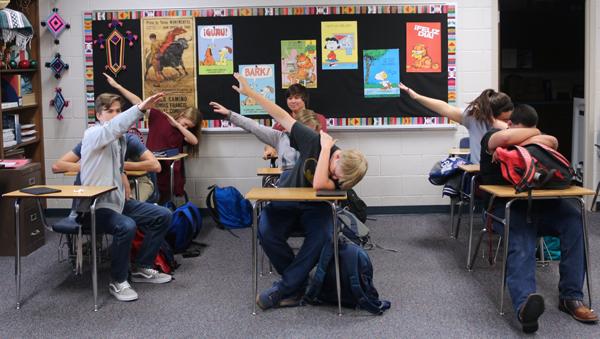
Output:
[337, 149, 368, 190]
[285, 83, 310, 107]
[94, 93, 124, 120]
[295, 109, 321, 132]
[466, 89, 514, 125]
[174, 107, 203, 156]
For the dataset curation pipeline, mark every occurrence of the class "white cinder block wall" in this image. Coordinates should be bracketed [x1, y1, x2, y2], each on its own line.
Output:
[40, 0, 496, 208]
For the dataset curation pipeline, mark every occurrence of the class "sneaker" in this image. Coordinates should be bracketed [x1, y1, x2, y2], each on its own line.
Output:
[131, 267, 172, 284]
[279, 290, 304, 308]
[519, 293, 545, 333]
[109, 280, 138, 301]
[256, 285, 282, 310]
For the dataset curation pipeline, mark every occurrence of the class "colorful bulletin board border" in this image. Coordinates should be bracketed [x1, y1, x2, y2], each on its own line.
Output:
[84, 4, 456, 129]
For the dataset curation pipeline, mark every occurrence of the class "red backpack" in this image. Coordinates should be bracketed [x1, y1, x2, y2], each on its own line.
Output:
[494, 143, 575, 193]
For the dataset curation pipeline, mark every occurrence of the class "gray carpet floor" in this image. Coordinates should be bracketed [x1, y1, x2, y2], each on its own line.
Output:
[1, 211, 599, 338]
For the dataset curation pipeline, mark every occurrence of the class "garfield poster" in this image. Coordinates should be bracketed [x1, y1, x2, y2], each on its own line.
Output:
[406, 22, 441, 73]
[141, 17, 197, 112]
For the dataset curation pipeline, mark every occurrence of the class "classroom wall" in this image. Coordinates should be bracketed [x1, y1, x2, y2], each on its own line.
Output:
[40, 0, 495, 209]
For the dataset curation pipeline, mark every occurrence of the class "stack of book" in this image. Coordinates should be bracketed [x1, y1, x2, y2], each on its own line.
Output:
[20, 123, 36, 143]
[2, 128, 16, 148]
[1, 74, 22, 109]
[2, 114, 20, 148]
[0, 158, 31, 168]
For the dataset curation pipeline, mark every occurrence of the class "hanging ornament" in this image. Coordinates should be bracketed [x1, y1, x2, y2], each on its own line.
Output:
[45, 53, 69, 79]
[124, 30, 138, 47]
[50, 87, 69, 120]
[94, 33, 106, 49]
[41, 8, 71, 44]
[104, 29, 126, 75]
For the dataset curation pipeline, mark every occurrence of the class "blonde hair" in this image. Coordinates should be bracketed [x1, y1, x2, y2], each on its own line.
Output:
[174, 107, 203, 156]
[295, 109, 321, 132]
[337, 149, 368, 190]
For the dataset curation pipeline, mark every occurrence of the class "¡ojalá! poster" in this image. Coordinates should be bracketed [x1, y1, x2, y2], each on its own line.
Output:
[363, 49, 400, 98]
[198, 24, 234, 75]
[238, 64, 275, 115]
[281, 40, 317, 89]
[321, 21, 358, 70]
[406, 22, 441, 73]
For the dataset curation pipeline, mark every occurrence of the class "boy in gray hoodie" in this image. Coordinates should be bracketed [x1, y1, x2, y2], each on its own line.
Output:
[79, 92, 172, 302]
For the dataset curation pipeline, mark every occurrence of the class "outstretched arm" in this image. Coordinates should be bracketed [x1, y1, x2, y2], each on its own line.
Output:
[399, 82, 463, 123]
[313, 131, 337, 190]
[232, 73, 296, 132]
[52, 151, 80, 173]
[488, 128, 541, 152]
[103, 73, 142, 105]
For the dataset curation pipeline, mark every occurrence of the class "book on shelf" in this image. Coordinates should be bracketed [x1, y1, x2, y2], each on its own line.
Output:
[20, 136, 36, 143]
[3, 147, 24, 157]
[20, 75, 35, 106]
[20, 129, 36, 136]
[3, 133, 15, 142]
[2, 114, 20, 143]
[0, 158, 31, 168]
[1, 74, 21, 107]
[20, 123, 35, 129]
[3, 140, 17, 148]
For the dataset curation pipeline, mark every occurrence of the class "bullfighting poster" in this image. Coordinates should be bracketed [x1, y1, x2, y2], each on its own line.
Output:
[321, 21, 358, 70]
[281, 40, 317, 89]
[198, 25, 234, 75]
[141, 17, 197, 112]
[238, 64, 275, 116]
[363, 49, 400, 98]
[406, 22, 441, 73]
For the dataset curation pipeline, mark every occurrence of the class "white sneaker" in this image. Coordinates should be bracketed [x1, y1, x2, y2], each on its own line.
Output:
[131, 267, 172, 284]
[109, 280, 138, 301]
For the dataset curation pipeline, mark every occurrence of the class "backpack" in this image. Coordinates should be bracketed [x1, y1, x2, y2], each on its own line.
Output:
[336, 207, 370, 248]
[303, 237, 391, 315]
[166, 201, 202, 253]
[494, 143, 575, 193]
[206, 185, 252, 230]
[339, 189, 367, 223]
[428, 156, 468, 186]
[130, 230, 179, 274]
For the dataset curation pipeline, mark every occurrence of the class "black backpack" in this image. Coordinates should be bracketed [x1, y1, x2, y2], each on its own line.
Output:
[303, 237, 391, 315]
[339, 189, 367, 223]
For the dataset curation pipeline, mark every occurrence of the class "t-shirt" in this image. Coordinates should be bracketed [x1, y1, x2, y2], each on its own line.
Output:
[273, 111, 328, 132]
[279, 122, 339, 188]
[480, 128, 509, 206]
[461, 108, 492, 164]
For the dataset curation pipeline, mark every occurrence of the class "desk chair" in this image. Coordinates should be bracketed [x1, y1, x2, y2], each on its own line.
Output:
[448, 137, 471, 238]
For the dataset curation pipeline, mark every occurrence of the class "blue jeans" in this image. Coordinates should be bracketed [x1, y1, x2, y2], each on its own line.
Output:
[491, 199, 585, 313]
[93, 200, 171, 282]
[258, 201, 333, 296]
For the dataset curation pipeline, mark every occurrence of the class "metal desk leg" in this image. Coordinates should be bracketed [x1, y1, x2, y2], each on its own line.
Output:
[14, 198, 21, 309]
[591, 181, 600, 212]
[466, 175, 476, 268]
[169, 160, 175, 204]
[329, 202, 342, 316]
[499, 200, 513, 316]
[252, 201, 259, 315]
[90, 198, 99, 312]
[579, 197, 593, 308]
[134, 178, 140, 201]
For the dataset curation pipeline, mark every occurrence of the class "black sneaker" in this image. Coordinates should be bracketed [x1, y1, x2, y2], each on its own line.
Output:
[519, 293, 545, 333]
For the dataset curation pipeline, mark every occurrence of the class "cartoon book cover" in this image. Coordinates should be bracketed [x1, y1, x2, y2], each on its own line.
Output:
[321, 21, 358, 70]
[406, 22, 441, 73]
[363, 49, 400, 98]
[141, 17, 197, 112]
[238, 64, 275, 116]
[198, 25, 234, 75]
[281, 40, 317, 88]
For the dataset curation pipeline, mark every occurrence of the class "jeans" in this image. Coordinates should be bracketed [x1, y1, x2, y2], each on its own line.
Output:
[258, 201, 333, 296]
[92, 200, 171, 282]
[491, 199, 585, 314]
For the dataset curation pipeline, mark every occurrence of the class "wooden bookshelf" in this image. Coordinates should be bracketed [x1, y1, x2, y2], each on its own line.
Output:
[0, 0, 44, 182]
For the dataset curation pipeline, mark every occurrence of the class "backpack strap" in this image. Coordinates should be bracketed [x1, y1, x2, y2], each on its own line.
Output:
[345, 245, 391, 315]
[304, 239, 335, 303]
[206, 185, 224, 229]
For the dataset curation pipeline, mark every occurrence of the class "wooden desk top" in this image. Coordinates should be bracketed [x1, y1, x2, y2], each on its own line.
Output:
[449, 148, 470, 156]
[256, 167, 283, 176]
[458, 164, 480, 173]
[479, 185, 595, 198]
[156, 153, 188, 161]
[2, 185, 117, 199]
[246, 187, 347, 201]
[63, 170, 147, 177]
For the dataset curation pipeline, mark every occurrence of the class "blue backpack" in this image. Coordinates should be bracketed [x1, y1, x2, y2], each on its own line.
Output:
[206, 185, 252, 231]
[304, 237, 391, 315]
[166, 201, 202, 253]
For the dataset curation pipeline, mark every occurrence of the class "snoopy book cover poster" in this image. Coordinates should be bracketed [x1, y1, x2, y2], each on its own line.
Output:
[406, 22, 441, 73]
[363, 49, 400, 98]
[141, 17, 197, 112]
[321, 21, 358, 70]
[198, 24, 234, 75]
[280, 40, 317, 89]
[238, 64, 275, 116]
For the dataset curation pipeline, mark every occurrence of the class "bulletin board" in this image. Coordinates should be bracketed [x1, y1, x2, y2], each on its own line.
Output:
[84, 4, 456, 129]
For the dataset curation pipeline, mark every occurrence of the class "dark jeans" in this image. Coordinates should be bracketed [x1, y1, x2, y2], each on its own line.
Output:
[93, 200, 171, 282]
[258, 201, 333, 296]
[491, 199, 585, 314]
